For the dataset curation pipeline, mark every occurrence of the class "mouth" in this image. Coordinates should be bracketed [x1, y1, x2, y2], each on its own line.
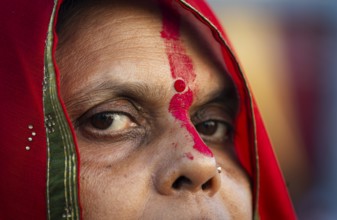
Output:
[139, 195, 231, 220]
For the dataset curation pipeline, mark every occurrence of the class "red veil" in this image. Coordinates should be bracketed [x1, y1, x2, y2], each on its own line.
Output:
[0, 0, 296, 219]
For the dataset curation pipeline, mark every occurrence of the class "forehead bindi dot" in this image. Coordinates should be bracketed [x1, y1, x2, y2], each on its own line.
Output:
[174, 79, 186, 93]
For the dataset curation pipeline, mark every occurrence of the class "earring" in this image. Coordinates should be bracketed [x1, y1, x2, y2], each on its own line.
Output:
[217, 166, 222, 174]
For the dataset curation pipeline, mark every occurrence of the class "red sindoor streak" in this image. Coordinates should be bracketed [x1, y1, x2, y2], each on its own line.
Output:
[159, 0, 213, 157]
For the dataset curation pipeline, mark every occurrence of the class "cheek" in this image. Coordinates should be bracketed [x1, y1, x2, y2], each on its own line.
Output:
[222, 180, 252, 219]
[79, 147, 152, 219]
[219, 163, 252, 218]
[211, 147, 252, 217]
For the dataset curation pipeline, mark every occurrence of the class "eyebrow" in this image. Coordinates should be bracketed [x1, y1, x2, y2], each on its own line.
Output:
[64, 80, 170, 120]
[64, 77, 238, 121]
[194, 86, 238, 118]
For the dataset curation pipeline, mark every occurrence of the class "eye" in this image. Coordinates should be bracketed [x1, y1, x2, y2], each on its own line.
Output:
[75, 99, 146, 142]
[90, 112, 137, 131]
[195, 120, 232, 143]
[195, 120, 218, 135]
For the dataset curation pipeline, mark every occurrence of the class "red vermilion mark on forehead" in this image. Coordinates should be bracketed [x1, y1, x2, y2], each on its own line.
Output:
[159, 0, 213, 157]
[160, 0, 196, 83]
[169, 90, 213, 156]
[174, 79, 186, 93]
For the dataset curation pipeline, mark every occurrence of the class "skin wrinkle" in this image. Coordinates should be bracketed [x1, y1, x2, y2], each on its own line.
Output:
[58, 43, 167, 78]
[79, 141, 132, 164]
[57, 1, 162, 46]
[64, 82, 170, 121]
[139, 192, 154, 219]
[79, 35, 164, 54]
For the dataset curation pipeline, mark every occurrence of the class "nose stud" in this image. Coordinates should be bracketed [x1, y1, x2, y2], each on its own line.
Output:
[217, 166, 222, 174]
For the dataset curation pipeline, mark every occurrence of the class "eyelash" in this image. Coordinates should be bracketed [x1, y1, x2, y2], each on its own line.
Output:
[78, 111, 133, 140]
[194, 119, 233, 144]
[75, 97, 145, 142]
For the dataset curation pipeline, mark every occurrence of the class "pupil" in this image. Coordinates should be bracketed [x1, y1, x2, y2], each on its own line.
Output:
[91, 113, 114, 130]
[196, 121, 217, 135]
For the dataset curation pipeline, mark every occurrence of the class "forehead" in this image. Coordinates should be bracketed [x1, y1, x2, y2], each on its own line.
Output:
[56, 0, 229, 102]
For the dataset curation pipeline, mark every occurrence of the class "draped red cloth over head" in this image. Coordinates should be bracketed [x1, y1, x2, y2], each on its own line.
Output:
[0, 0, 296, 219]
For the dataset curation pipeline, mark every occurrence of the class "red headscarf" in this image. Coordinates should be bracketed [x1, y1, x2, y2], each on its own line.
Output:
[0, 0, 296, 219]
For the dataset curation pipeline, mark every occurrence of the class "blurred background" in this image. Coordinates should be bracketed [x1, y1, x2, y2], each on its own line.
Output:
[207, 0, 337, 219]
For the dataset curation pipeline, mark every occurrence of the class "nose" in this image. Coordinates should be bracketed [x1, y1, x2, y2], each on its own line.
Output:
[155, 152, 221, 196]
[154, 130, 221, 196]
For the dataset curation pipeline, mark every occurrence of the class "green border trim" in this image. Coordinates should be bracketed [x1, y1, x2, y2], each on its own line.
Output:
[43, 0, 80, 219]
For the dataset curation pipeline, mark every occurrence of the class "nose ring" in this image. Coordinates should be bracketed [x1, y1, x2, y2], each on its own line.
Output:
[217, 166, 222, 174]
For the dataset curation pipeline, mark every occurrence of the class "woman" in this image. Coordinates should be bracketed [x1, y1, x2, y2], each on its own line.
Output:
[0, 0, 296, 219]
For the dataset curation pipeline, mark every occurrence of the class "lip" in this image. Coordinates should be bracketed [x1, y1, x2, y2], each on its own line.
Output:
[139, 194, 230, 219]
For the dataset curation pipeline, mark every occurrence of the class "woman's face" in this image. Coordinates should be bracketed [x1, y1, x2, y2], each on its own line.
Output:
[56, 0, 252, 219]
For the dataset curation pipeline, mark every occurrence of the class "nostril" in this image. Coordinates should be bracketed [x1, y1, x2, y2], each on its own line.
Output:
[172, 176, 213, 191]
[172, 176, 192, 189]
[201, 179, 212, 191]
